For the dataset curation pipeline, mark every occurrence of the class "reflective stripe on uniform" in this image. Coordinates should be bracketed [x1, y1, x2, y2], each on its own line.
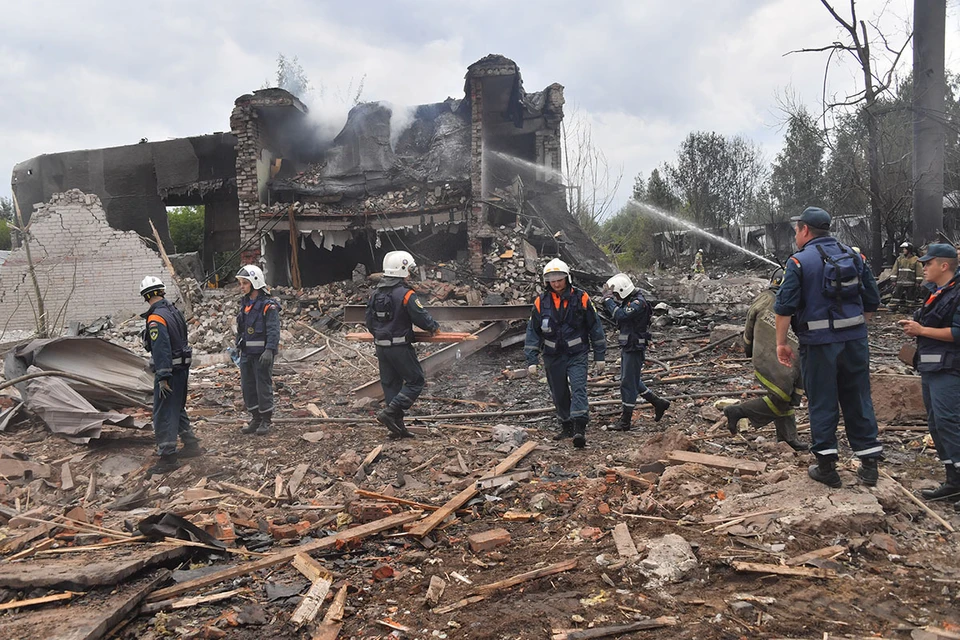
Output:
[815, 448, 839, 456]
[375, 336, 409, 346]
[762, 395, 794, 417]
[171, 357, 192, 365]
[567, 337, 583, 347]
[805, 315, 864, 331]
[754, 371, 792, 402]
[920, 353, 943, 363]
[246, 340, 266, 347]
[854, 445, 883, 457]
[543, 339, 557, 349]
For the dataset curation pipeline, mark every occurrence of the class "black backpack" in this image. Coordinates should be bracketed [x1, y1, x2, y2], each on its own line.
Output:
[815, 244, 862, 300]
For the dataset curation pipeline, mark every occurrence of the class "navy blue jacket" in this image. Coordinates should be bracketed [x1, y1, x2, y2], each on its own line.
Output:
[365, 278, 439, 346]
[603, 290, 652, 352]
[237, 293, 281, 355]
[141, 299, 191, 379]
[774, 236, 880, 345]
[914, 276, 960, 372]
[525, 286, 606, 364]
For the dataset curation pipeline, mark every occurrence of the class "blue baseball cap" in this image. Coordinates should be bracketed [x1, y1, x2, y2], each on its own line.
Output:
[918, 243, 959, 262]
[790, 207, 831, 231]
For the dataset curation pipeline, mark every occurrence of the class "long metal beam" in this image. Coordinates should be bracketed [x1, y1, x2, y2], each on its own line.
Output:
[351, 321, 508, 399]
[343, 305, 530, 324]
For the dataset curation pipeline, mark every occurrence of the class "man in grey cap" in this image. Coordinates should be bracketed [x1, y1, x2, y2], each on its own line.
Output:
[774, 207, 883, 488]
[899, 243, 960, 507]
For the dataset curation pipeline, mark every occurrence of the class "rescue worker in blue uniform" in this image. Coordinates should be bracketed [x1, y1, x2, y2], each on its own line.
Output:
[601, 273, 670, 430]
[774, 207, 883, 488]
[235, 265, 281, 436]
[139, 276, 200, 474]
[898, 244, 960, 506]
[723, 268, 806, 451]
[525, 258, 606, 449]
[365, 250, 440, 439]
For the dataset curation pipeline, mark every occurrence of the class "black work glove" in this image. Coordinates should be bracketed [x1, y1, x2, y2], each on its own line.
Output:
[158, 379, 173, 399]
[259, 350, 275, 367]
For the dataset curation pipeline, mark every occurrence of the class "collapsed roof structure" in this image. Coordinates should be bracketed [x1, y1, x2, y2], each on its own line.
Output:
[11, 54, 613, 287]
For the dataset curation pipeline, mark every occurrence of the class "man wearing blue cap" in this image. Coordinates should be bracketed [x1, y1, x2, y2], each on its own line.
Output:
[774, 207, 883, 488]
[899, 244, 960, 506]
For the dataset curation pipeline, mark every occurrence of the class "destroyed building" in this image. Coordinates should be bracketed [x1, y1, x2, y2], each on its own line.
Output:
[10, 55, 612, 297]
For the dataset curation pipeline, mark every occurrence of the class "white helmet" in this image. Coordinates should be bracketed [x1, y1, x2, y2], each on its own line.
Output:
[139, 276, 165, 299]
[542, 258, 570, 283]
[383, 251, 416, 278]
[606, 273, 636, 298]
[899, 241, 910, 248]
[236, 264, 267, 290]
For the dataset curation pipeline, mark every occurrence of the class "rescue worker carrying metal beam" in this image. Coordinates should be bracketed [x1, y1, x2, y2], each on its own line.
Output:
[601, 273, 670, 430]
[890, 242, 923, 311]
[236, 265, 281, 436]
[722, 268, 806, 451]
[525, 258, 606, 448]
[774, 207, 883, 488]
[365, 251, 440, 439]
[139, 276, 201, 474]
[899, 244, 960, 507]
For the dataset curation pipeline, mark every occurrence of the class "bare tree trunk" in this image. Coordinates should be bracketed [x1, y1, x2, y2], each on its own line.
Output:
[11, 193, 48, 338]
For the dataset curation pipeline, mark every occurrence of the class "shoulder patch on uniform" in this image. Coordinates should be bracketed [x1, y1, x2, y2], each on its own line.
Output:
[415, 298, 424, 309]
[149, 328, 159, 341]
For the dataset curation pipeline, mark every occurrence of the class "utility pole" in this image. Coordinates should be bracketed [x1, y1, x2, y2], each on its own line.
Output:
[912, 0, 946, 245]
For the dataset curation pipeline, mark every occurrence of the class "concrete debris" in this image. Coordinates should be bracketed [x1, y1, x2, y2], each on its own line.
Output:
[637, 534, 699, 587]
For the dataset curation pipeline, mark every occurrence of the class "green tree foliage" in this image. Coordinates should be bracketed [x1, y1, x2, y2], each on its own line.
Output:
[0, 196, 12, 221]
[665, 132, 766, 230]
[770, 108, 826, 216]
[166, 206, 204, 254]
[275, 53, 311, 98]
[645, 167, 680, 211]
[0, 218, 10, 251]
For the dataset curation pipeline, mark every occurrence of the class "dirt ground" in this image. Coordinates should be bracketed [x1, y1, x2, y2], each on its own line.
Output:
[3, 302, 960, 640]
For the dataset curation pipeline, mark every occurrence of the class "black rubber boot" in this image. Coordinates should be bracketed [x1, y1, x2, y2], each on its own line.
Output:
[572, 417, 588, 449]
[240, 412, 261, 434]
[808, 457, 842, 488]
[723, 405, 744, 435]
[179, 441, 204, 458]
[553, 420, 574, 441]
[377, 405, 405, 437]
[147, 454, 181, 475]
[255, 411, 272, 436]
[782, 439, 809, 452]
[642, 391, 671, 422]
[608, 408, 633, 432]
[857, 457, 879, 486]
[920, 465, 960, 501]
[774, 416, 807, 451]
[388, 408, 415, 439]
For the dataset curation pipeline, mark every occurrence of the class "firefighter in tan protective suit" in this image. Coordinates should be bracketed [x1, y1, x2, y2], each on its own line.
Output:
[890, 242, 923, 311]
[722, 268, 807, 450]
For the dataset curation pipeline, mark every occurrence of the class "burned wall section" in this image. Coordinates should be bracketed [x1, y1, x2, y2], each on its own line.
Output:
[0, 190, 183, 336]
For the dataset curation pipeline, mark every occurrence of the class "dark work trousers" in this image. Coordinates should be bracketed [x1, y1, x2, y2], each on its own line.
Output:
[153, 368, 197, 456]
[544, 350, 590, 422]
[735, 394, 800, 443]
[891, 284, 917, 308]
[922, 370, 960, 471]
[240, 354, 275, 415]
[376, 344, 425, 410]
[620, 350, 650, 409]
[800, 338, 882, 461]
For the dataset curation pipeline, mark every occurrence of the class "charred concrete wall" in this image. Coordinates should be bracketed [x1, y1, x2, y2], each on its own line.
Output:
[0, 190, 183, 336]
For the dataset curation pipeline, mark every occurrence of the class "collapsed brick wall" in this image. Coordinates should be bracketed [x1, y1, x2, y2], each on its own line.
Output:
[0, 190, 183, 335]
[230, 100, 264, 266]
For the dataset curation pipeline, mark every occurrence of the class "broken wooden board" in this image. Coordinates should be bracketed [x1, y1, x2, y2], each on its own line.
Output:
[287, 463, 310, 500]
[1, 569, 169, 640]
[147, 510, 421, 602]
[473, 558, 578, 596]
[0, 544, 188, 591]
[785, 545, 846, 567]
[731, 561, 837, 579]
[345, 331, 478, 343]
[0, 590, 78, 612]
[408, 441, 538, 538]
[666, 450, 766, 475]
[475, 470, 532, 490]
[290, 569, 333, 627]
[0, 459, 51, 479]
[311, 584, 347, 640]
[551, 617, 678, 639]
[611, 522, 639, 558]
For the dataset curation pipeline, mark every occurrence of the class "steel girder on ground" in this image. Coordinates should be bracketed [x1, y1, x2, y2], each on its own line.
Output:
[351, 321, 508, 399]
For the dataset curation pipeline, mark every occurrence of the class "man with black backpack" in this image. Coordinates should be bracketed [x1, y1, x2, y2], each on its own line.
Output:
[773, 207, 882, 488]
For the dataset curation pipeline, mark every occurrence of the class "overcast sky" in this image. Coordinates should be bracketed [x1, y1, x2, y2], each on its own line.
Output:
[3, 0, 959, 215]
